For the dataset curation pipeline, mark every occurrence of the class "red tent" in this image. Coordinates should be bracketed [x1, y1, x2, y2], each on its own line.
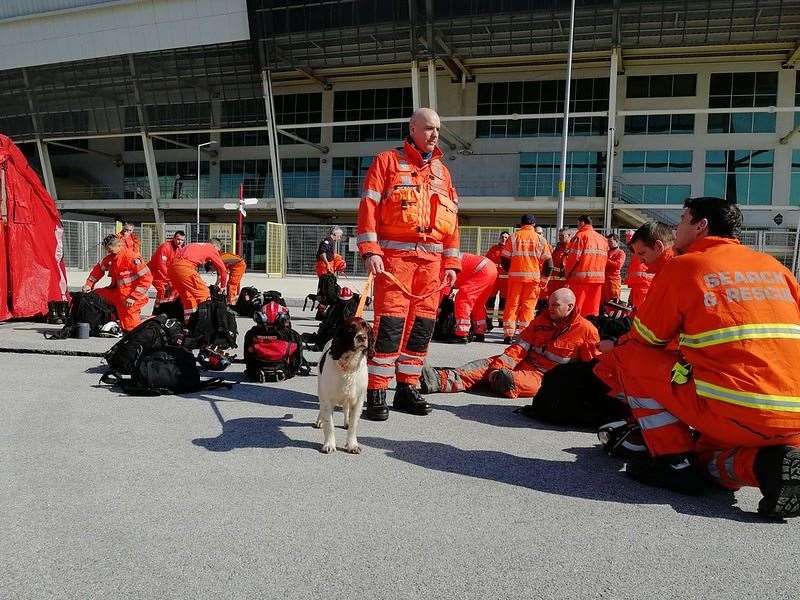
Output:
[0, 134, 68, 321]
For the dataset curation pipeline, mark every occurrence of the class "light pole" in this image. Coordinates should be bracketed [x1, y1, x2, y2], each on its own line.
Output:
[556, 0, 577, 230]
[196, 140, 214, 238]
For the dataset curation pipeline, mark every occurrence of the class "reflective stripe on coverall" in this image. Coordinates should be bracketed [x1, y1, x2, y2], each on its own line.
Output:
[451, 254, 498, 337]
[564, 224, 608, 317]
[357, 139, 461, 389]
[501, 225, 552, 337]
[85, 248, 152, 331]
[593, 236, 800, 489]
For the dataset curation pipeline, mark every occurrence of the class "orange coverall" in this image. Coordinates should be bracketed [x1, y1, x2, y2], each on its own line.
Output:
[315, 253, 346, 276]
[148, 240, 179, 306]
[451, 253, 498, 337]
[85, 248, 152, 331]
[564, 224, 608, 317]
[168, 243, 228, 322]
[594, 236, 800, 489]
[625, 255, 653, 308]
[501, 225, 552, 337]
[117, 231, 141, 256]
[220, 251, 247, 304]
[602, 246, 626, 305]
[432, 309, 599, 398]
[357, 139, 461, 390]
[485, 242, 508, 315]
[545, 241, 569, 297]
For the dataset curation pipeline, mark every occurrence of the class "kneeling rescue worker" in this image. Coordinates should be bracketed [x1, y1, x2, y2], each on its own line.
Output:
[421, 288, 599, 398]
[447, 252, 498, 343]
[357, 107, 461, 421]
[167, 239, 228, 323]
[83, 234, 152, 331]
[593, 197, 800, 518]
[148, 230, 185, 307]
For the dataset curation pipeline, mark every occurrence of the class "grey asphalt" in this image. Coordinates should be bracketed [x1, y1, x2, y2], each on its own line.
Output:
[2, 307, 798, 600]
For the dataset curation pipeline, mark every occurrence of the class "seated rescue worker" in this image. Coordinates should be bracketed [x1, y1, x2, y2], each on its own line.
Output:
[592, 197, 800, 519]
[218, 243, 247, 306]
[421, 288, 599, 398]
[82, 234, 152, 332]
[167, 239, 228, 323]
[445, 253, 498, 343]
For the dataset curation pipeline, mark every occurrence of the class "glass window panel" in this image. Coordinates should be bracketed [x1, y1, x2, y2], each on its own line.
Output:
[626, 76, 648, 98]
[748, 174, 772, 205]
[755, 72, 778, 94]
[667, 185, 691, 204]
[673, 74, 697, 96]
[732, 72, 756, 95]
[753, 112, 776, 133]
[648, 114, 669, 134]
[730, 112, 753, 133]
[623, 151, 645, 173]
[750, 149, 774, 168]
[643, 185, 666, 203]
[732, 173, 750, 203]
[731, 95, 755, 108]
[672, 114, 695, 133]
[622, 185, 644, 202]
[710, 73, 732, 96]
[708, 113, 729, 133]
[625, 115, 646, 134]
[669, 151, 692, 172]
[733, 149, 751, 165]
[649, 75, 672, 97]
[704, 149, 725, 170]
[704, 174, 726, 198]
[646, 151, 669, 173]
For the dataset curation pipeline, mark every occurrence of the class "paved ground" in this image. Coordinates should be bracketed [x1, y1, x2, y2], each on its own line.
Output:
[2, 296, 798, 599]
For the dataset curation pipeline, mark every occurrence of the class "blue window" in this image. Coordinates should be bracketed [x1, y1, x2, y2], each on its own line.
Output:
[791, 150, 800, 206]
[704, 150, 773, 205]
[708, 72, 777, 134]
[519, 152, 605, 197]
[624, 113, 694, 135]
[621, 185, 691, 204]
[622, 150, 692, 173]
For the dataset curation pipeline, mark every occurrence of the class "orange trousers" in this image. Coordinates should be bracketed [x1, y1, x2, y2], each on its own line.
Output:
[601, 276, 621, 305]
[594, 343, 800, 489]
[433, 356, 543, 399]
[502, 279, 539, 337]
[627, 284, 649, 308]
[569, 282, 603, 317]
[168, 257, 210, 322]
[368, 252, 441, 390]
[152, 276, 177, 306]
[454, 262, 497, 337]
[226, 261, 246, 304]
[94, 287, 147, 332]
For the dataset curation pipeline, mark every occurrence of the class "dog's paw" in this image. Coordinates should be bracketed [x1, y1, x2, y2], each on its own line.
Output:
[320, 442, 336, 454]
[344, 441, 361, 454]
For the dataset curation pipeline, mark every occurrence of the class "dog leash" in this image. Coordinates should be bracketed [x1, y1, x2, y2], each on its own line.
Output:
[354, 270, 448, 319]
[355, 273, 373, 318]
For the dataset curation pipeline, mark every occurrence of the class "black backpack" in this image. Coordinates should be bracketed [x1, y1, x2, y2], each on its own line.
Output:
[46, 291, 116, 340]
[316, 273, 340, 306]
[587, 301, 633, 342]
[303, 294, 360, 351]
[244, 325, 310, 382]
[233, 287, 261, 317]
[522, 360, 627, 427]
[185, 287, 238, 350]
[153, 298, 184, 322]
[101, 346, 229, 396]
[432, 295, 456, 341]
[103, 314, 185, 375]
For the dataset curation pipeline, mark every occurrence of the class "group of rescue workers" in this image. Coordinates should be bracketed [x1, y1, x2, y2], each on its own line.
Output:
[82, 221, 248, 331]
[79, 106, 800, 520]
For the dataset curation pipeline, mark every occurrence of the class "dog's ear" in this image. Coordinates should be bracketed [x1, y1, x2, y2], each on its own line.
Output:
[366, 322, 376, 359]
[330, 323, 349, 360]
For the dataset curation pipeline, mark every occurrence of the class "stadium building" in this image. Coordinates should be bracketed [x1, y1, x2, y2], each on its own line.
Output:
[2, 0, 800, 269]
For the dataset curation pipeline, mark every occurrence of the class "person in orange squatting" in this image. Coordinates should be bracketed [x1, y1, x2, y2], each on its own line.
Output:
[357, 107, 461, 421]
[148, 230, 185, 308]
[601, 233, 626, 305]
[218, 245, 247, 306]
[563, 215, 608, 317]
[591, 197, 800, 518]
[500, 214, 553, 343]
[167, 239, 228, 323]
[83, 234, 152, 332]
[484, 231, 510, 329]
[442, 253, 498, 343]
[624, 230, 653, 309]
[420, 288, 599, 398]
[116, 221, 141, 255]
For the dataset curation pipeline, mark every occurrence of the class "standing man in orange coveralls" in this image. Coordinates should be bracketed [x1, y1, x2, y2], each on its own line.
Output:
[357, 107, 461, 421]
[546, 228, 571, 297]
[501, 215, 553, 343]
[83, 235, 152, 331]
[167, 239, 228, 323]
[601, 233, 626, 305]
[593, 197, 800, 518]
[148, 230, 185, 308]
[484, 231, 510, 329]
[218, 243, 247, 306]
[421, 288, 599, 398]
[117, 221, 141, 255]
[448, 253, 498, 343]
[564, 215, 608, 317]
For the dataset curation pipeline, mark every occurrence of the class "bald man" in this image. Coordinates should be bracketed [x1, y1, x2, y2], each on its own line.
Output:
[421, 288, 601, 399]
[357, 107, 461, 420]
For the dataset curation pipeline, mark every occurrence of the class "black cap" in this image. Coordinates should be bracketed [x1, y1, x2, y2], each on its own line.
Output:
[520, 214, 536, 225]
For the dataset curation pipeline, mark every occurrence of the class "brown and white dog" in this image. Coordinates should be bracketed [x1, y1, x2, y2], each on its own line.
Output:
[315, 317, 374, 454]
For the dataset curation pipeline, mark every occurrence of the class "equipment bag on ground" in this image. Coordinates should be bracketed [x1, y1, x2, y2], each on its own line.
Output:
[185, 286, 238, 350]
[152, 298, 184, 322]
[103, 314, 185, 375]
[101, 346, 230, 396]
[45, 291, 116, 340]
[432, 295, 456, 341]
[302, 292, 361, 351]
[232, 287, 261, 317]
[244, 301, 309, 382]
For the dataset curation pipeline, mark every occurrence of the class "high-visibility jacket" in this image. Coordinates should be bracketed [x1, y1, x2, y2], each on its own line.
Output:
[630, 236, 800, 428]
[546, 241, 569, 295]
[148, 241, 179, 281]
[564, 224, 608, 284]
[624, 255, 653, 290]
[500, 225, 552, 283]
[489, 309, 599, 373]
[85, 248, 152, 303]
[220, 251, 245, 270]
[175, 243, 228, 287]
[486, 243, 508, 278]
[117, 232, 141, 256]
[356, 139, 461, 272]
[644, 247, 674, 279]
[606, 247, 625, 281]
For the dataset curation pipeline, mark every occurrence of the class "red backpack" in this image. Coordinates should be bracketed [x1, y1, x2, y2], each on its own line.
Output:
[244, 301, 309, 382]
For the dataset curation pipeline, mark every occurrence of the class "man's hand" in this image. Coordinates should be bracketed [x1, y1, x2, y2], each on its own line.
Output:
[443, 269, 457, 287]
[365, 254, 385, 275]
[81, 285, 91, 293]
[598, 339, 615, 353]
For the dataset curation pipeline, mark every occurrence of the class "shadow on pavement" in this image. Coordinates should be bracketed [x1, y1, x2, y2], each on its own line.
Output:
[192, 412, 318, 452]
[433, 400, 589, 432]
[361, 437, 769, 523]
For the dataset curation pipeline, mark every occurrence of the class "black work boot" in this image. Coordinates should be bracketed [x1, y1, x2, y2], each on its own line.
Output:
[393, 383, 432, 415]
[46, 301, 60, 324]
[626, 453, 707, 495]
[363, 388, 389, 421]
[755, 445, 800, 519]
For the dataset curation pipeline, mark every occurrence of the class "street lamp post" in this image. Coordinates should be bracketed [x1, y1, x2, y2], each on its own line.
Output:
[196, 141, 214, 238]
[556, 0, 577, 230]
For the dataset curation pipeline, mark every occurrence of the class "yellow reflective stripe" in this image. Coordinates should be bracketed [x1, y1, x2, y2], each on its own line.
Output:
[695, 379, 800, 412]
[680, 323, 800, 349]
[632, 317, 669, 346]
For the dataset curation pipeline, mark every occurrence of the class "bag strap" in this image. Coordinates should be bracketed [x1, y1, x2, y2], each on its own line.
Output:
[198, 377, 233, 391]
